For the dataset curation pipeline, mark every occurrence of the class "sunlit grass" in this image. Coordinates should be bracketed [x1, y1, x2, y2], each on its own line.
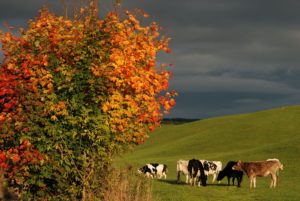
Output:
[117, 105, 300, 201]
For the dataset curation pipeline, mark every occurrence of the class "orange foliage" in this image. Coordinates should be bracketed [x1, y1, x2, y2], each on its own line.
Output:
[95, 11, 176, 144]
[0, 5, 175, 183]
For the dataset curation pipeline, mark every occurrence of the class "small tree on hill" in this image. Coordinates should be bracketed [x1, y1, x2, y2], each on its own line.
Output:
[0, 0, 175, 199]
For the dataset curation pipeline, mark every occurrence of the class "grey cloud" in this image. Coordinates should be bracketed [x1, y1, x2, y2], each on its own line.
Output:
[165, 91, 299, 118]
[1, 0, 300, 118]
[172, 75, 300, 94]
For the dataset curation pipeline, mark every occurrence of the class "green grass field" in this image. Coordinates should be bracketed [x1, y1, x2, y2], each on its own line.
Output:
[117, 105, 300, 201]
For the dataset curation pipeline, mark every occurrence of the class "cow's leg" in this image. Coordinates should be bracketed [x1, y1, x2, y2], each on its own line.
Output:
[270, 173, 277, 188]
[185, 174, 189, 184]
[253, 177, 257, 188]
[273, 174, 277, 187]
[177, 171, 181, 183]
[270, 176, 274, 188]
[232, 177, 235, 186]
[237, 176, 241, 187]
[212, 174, 216, 183]
[190, 176, 193, 186]
[146, 172, 154, 179]
[249, 176, 253, 188]
[274, 174, 277, 188]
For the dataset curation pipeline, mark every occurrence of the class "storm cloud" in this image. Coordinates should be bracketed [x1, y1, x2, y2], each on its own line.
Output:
[1, 0, 300, 118]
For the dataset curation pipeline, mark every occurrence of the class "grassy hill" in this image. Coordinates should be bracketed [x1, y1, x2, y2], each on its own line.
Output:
[117, 105, 300, 201]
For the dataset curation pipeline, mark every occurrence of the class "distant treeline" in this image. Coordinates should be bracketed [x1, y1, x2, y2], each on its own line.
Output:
[162, 118, 200, 125]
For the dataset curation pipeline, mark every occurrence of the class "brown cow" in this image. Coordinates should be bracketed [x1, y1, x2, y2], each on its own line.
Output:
[232, 159, 283, 188]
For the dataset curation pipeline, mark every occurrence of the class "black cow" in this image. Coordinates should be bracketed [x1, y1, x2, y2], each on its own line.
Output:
[217, 161, 243, 187]
[187, 159, 207, 186]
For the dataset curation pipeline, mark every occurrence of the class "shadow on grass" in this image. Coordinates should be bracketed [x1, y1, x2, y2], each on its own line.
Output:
[155, 179, 241, 188]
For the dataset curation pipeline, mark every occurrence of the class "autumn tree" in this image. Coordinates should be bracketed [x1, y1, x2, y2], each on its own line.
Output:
[0, 1, 175, 200]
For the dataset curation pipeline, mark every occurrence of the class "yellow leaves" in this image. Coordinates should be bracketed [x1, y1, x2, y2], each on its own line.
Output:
[102, 104, 109, 113]
[117, 125, 124, 132]
[43, 89, 50, 94]
[34, 40, 40, 48]
[51, 115, 58, 121]
[60, 109, 69, 116]
[39, 80, 47, 87]
[122, 40, 130, 46]
[7, 63, 14, 70]
[49, 105, 56, 112]
[57, 101, 66, 109]
[47, 83, 53, 90]
[48, 101, 68, 118]
[109, 49, 124, 66]
[91, 66, 101, 76]
[65, 20, 73, 27]
[2, 32, 12, 43]
[42, 55, 49, 66]
[116, 22, 125, 29]
[115, 58, 124, 66]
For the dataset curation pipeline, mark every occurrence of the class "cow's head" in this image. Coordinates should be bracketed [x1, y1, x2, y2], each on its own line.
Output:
[137, 165, 147, 174]
[137, 168, 143, 174]
[232, 160, 242, 171]
[217, 170, 225, 181]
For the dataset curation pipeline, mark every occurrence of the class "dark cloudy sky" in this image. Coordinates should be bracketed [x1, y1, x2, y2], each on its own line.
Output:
[1, 0, 300, 118]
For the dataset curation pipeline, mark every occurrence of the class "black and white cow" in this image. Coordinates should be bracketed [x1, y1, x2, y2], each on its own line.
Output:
[138, 163, 167, 179]
[201, 160, 223, 183]
[176, 160, 190, 184]
[217, 161, 243, 187]
[138, 164, 155, 178]
[187, 159, 207, 186]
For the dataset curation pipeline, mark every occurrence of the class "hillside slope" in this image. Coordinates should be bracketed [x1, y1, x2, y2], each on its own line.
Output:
[117, 105, 300, 201]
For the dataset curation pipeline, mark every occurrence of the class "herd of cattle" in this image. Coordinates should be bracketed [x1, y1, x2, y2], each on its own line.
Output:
[138, 158, 283, 188]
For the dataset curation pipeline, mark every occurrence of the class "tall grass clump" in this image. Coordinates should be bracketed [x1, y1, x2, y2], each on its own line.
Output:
[103, 166, 153, 201]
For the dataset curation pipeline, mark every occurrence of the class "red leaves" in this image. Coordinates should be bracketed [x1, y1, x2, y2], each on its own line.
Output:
[11, 154, 20, 163]
[0, 140, 43, 178]
[4, 103, 12, 111]
[0, 152, 6, 162]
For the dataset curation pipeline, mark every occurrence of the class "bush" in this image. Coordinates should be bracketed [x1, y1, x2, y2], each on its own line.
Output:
[0, 1, 174, 199]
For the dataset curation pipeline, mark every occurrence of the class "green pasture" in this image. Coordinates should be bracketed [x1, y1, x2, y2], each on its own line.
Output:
[117, 105, 300, 201]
